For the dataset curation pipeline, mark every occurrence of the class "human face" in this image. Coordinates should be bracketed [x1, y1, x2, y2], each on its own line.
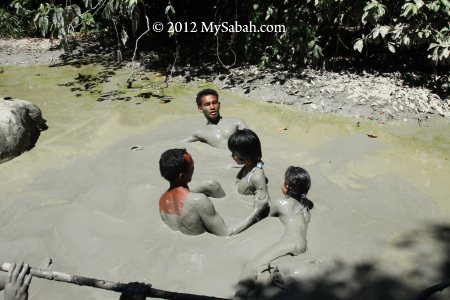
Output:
[182, 153, 194, 183]
[198, 94, 220, 122]
[231, 151, 244, 165]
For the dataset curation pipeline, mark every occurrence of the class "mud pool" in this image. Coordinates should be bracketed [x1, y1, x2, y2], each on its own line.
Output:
[1, 65, 449, 299]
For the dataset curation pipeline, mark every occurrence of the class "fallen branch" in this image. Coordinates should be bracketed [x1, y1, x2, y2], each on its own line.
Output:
[412, 278, 450, 300]
[1, 262, 229, 300]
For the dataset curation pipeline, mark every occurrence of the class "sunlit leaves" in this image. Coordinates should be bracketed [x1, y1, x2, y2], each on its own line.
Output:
[353, 39, 364, 53]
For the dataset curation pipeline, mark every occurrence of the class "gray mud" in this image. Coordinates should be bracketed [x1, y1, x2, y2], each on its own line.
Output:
[0, 63, 449, 299]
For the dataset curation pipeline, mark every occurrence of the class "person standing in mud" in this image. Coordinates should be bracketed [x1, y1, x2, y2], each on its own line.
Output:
[158, 148, 268, 236]
[185, 89, 248, 148]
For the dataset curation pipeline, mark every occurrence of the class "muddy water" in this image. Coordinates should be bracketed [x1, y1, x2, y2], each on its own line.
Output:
[0, 65, 449, 299]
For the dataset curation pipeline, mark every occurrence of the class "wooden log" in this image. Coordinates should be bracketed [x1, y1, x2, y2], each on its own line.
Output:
[412, 278, 450, 300]
[1, 262, 230, 300]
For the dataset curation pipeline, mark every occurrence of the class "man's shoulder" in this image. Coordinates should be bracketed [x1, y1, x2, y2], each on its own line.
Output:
[186, 192, 215, 212]
[218, 117, 247, 129]
[187, 192, 211, 204]
[221, 116, 245, 123]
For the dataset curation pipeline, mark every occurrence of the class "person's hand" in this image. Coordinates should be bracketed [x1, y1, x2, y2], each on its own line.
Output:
[4, 262, 32, 300]
[119, 282, 151, 300]
[254, 190, 269, 210]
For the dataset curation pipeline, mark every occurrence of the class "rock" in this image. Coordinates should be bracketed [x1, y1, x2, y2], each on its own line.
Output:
[0, 97, 48, 163]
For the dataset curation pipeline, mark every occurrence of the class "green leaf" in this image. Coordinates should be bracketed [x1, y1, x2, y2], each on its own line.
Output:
[375, 4, 387, 20]
[372, 27, 380, 39]
[39, 16, 49, 37]
[353, 39, 364, 52]
[121, 28, 128, 45]
[83, 0, 91, 8]
[379, 25, 390, 38]
[427, 43, 439, 50]
[165, 5, 175, 15]
[266, 6, 274, 21]
[72, 4, 82, 17]
[33, 12, 40, 23]
[426, 2, 440, 11]
[430, 47, 439, 61]
[414, 0, 425, 9]
[388, 42, 396, 53]
[441, 0, 450, 9]
[403, 35, 411, 46]
[364, 1, 378, 12]
[401, 3, 415, 17]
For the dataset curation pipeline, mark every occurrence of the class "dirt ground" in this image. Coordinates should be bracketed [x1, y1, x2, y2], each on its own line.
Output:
[1, 37, 449, 122]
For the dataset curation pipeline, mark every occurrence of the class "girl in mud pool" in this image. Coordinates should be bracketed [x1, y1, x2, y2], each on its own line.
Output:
[234, 166, 313, 299]
[228, 129, 268, 196]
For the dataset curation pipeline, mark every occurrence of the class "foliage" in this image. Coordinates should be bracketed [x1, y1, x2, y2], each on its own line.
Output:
[0, 8, 21, 38]
[7, 0, 142, 50]
[241, 0, 449, 68]
[354, 0, 450, 66]
[2, 0, 449, 74]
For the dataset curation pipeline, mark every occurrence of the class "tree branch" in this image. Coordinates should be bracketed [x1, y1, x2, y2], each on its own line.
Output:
[412, 279, 450, 300]
[1, 262, 230, 300]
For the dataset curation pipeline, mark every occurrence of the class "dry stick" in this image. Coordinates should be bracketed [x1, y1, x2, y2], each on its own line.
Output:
[127, 13, 151, 87]
[1, 262, 230, 300]
[412, 279, 450, 300]
[214, 0, 237, 70]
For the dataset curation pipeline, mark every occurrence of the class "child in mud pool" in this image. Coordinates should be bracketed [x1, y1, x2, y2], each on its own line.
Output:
[228, 129, 268, 196]
[234, 166, 313, 299]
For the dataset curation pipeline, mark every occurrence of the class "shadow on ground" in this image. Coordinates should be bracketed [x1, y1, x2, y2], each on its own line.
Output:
[235, 224, 450, 300]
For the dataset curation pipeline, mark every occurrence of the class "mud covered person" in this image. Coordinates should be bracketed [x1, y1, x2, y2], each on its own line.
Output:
[185, 89, 247, 148]
[0, 262, 32, 300]
[228, 129, 268, 196]
[158, 148, 268, 236]
[234, 167, 313, 299]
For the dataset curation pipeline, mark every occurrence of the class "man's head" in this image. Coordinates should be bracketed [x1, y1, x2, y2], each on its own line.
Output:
[196, 89, 220, 124]
[159, 148, 194, 183]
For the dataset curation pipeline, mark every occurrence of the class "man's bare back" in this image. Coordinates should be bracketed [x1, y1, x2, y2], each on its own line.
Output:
[160, 188, 226, 235]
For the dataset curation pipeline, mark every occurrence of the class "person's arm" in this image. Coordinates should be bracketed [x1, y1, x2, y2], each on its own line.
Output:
[268, 198, 281, 217]
[184, 135, 199, 143]
[195, 192, 268, 237]
[4, 262, 32, 300]
[191, 179, 226, 198]
[249, 170, 268, 193]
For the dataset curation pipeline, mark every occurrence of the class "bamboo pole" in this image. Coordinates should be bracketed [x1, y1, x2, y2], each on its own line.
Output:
[412, 279, 450, 300]
[1, 262, 230, 300]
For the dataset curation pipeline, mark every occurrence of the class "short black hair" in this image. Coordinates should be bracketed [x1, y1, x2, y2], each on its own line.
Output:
[228, 129, 262, 162]
[284, 166, 313, 209]
[159, 148, 188, 181]
[196, 89, 219, 107]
